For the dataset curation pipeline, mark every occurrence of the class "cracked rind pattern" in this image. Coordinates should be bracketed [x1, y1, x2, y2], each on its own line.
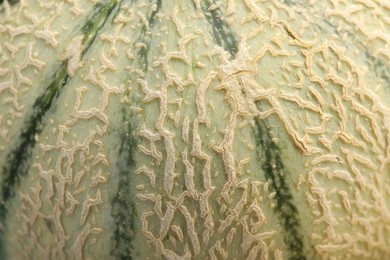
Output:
[0, 0, 390, 259]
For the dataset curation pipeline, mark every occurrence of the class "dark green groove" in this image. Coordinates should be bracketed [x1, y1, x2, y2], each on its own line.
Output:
[197, 1, 304, 255]
[254, 119, 305, 260]
[80, 0, 120, 53]
[0, 63, 69, 259]
[111, 119, 138, 260]
[135, 0, 162, 72]
[0, 1, 119, 258]
[365, 52, 390, 86]
[0, 0, 19, 6]
[200, 0, 238, 59]
[111, 1, 162, 259]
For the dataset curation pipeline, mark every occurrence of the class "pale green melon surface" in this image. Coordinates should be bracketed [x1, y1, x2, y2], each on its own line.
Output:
[0, 0, 390, 259]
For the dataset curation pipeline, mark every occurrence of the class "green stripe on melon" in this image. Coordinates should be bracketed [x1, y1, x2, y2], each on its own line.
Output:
[1, 0, 390, 259]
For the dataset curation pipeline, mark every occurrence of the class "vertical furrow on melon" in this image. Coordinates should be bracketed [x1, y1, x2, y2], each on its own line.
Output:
[112, 1, 306, 258]
[198, 2, 308, 258]
[111, 119, 138, 260]
[111, 0, 162, 259]
[3, 0, 134, 258]
[220, 1, 390, 258]
[0, 0, 18, 7]
[0, 63, 68, 216]
[0, 64, 69, 258]
[0, 1, 113, 163]
[80, 1, 121, 56]
[254, 119, 305, 260]
[200, 0, 238, 59]
[1, 0, 390, 259]
[225, 0, 390, 258]
[366, 53, 390, 87]
[0, 0, 120, 258]
[132, 0, 161, 72]
[0, 0, 120, 173]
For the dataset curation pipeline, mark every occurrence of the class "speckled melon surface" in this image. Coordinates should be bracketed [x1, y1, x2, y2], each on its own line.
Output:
[1, 0, 390, 259]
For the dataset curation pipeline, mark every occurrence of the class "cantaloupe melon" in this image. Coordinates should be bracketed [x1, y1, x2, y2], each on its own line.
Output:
[1, 0, 390, 259]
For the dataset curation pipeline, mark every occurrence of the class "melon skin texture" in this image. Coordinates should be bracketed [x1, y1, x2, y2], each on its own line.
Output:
[1, 0, 390, 259]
